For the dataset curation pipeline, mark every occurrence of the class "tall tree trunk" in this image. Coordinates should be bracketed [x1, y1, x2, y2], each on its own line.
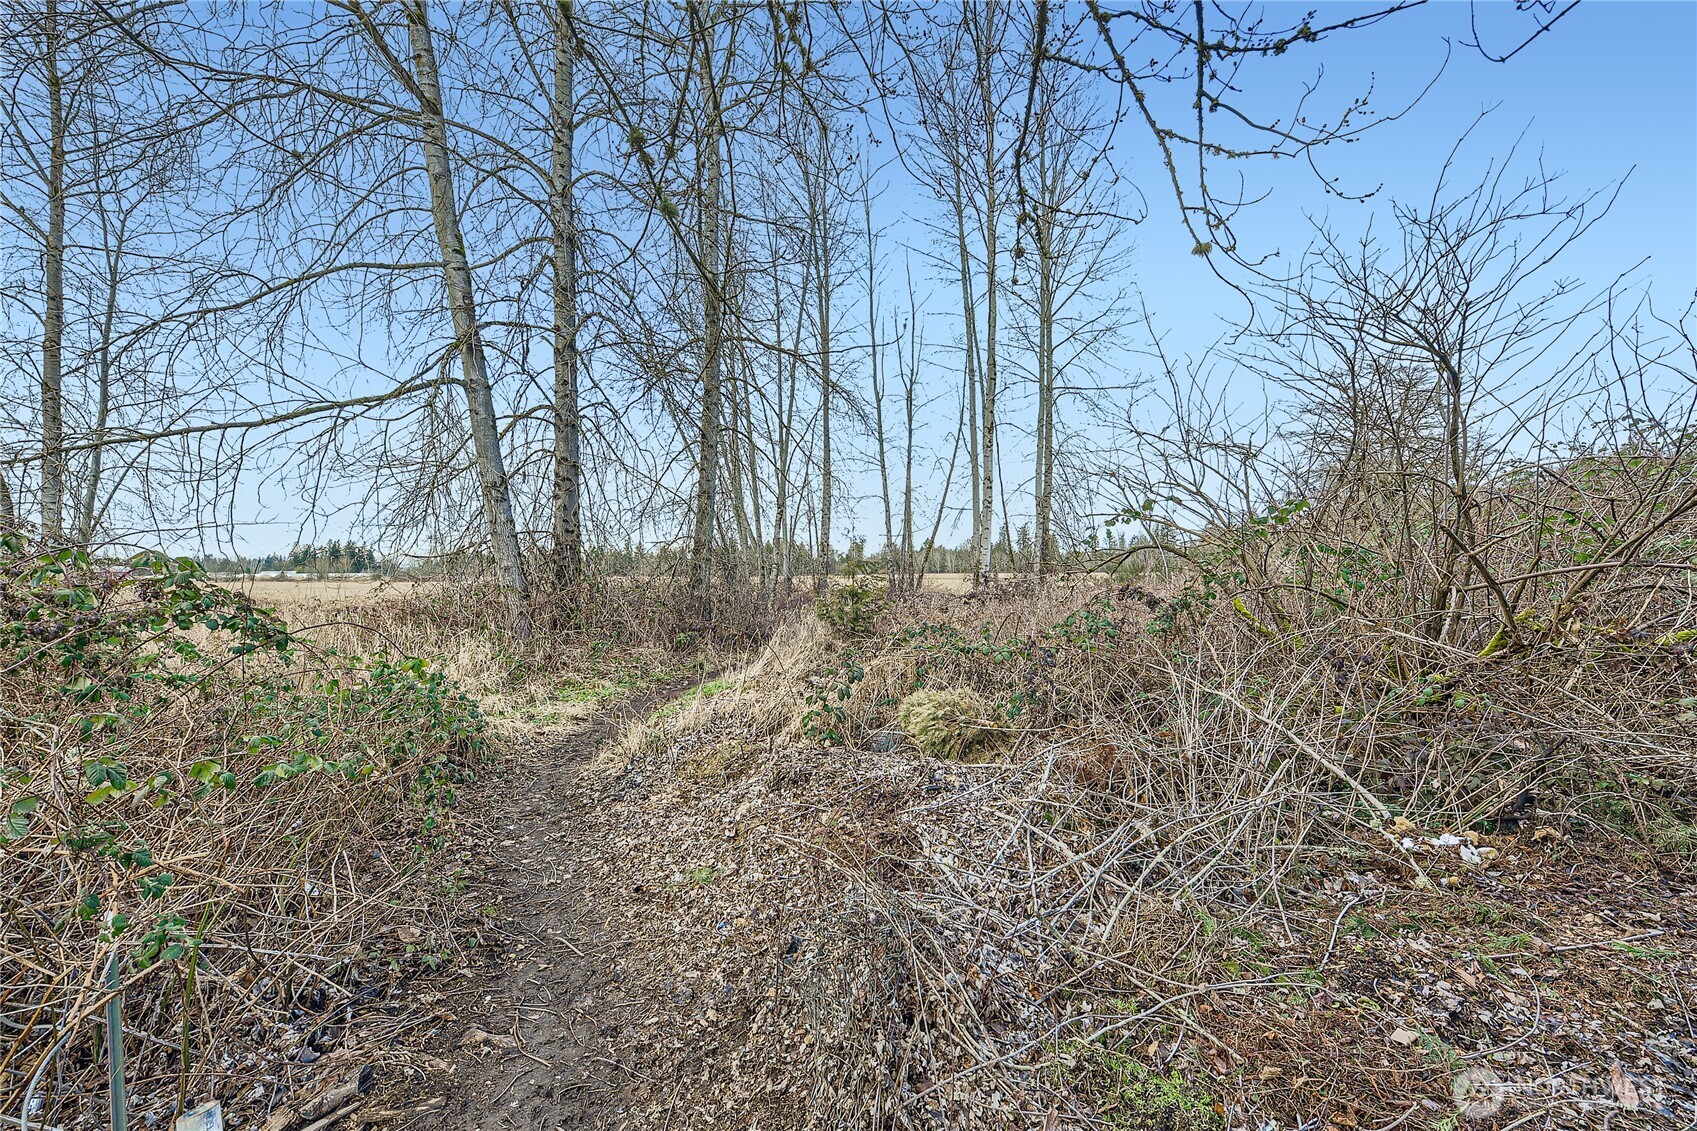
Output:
[815, 222, 833, 597]
[403, 0, 531, 632]
[1036, 370, 1054, 572]
[0, 474, 14, 531]
[777, 312, 787, 584]
[1034, 352, 1054, 576]
[902, 264, 920, 591]
[688, 0, 723, 617]
[810, 114, 834, 597]
[866, 186, 894, 588]
[1033, 204, 1055, 578]
[739, 354, 766, 589]
[901, 360, 915, 590]
[40, 0, 66, 542]
[77, 200, 121, 545]
[725, 363, 756, 561]
[951, 186, 982, 575]
[776, 260, 804, 589]
[550, 0, 583, 590]
[975, 21, 1000, 589]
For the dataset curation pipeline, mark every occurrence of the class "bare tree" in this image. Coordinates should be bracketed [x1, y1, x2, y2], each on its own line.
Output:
[685, 0, 727, 616]
[1268, 146, 1620, 645]
[810, 112, 835, 596]
[890, 6, 1021, 587]
[0, 1, 229, 546]
[391, 1, 531, 628]
[1012, 13, 1133, 577]
[36, 0, 66, 541]
[864, 171, 895, 586]
[549, 0, 584, 588]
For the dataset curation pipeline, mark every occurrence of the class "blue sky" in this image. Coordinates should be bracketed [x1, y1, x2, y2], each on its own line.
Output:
[1120, 0, 1696, 361]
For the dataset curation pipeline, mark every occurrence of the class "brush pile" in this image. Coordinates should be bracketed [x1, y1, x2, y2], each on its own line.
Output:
[607, 444, 1697, 1129]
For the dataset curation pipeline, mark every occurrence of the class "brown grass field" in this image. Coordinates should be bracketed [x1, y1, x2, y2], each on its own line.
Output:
[229, 571, 979, 610]
[230, 576, 429, 607]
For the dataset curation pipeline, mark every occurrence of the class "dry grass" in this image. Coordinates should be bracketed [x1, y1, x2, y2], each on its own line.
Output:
[230, 576, 429, 606]
[0, 547, 488, 1128]
[227, 570, 973, 608]
[605, 459, 1697, 1128]
[917, 572, 975, 594]
[620, 598, 1695, 1127]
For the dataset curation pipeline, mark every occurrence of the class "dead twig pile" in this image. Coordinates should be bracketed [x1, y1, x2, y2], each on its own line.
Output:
[617, 535, 1697, 1127]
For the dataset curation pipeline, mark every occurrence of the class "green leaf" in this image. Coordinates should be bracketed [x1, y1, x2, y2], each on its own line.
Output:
[137, 872, 175, 899]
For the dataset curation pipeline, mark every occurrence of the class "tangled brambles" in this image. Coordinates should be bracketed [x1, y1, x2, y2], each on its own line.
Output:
[896, 687, 991, 761]
[0, 538, 485, 1127]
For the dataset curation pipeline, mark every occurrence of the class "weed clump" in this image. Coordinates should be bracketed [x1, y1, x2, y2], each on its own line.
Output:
[897, 687, 991, 761]
[817, 574, 887, 637]
[1071, 1049, 1223, 1131]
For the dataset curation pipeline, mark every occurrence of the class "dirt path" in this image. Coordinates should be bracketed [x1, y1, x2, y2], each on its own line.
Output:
[347, 671, 820, 1131]
[372, 684, 692, 1131]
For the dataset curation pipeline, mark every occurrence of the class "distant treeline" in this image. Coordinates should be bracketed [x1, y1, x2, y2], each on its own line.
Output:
[582, 524, 1149, 579]
[197, 525, 1158, 582]
[200, 542, 388, 576]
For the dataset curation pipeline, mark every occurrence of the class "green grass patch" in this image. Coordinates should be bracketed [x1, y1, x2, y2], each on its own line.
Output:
[650, 677, 736, 721]
[1066, 1045, 1223, 1131]
[554, 678, 622, 704]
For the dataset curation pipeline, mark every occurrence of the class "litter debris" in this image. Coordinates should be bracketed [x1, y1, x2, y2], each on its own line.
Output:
[174, 1102, 223, 1131]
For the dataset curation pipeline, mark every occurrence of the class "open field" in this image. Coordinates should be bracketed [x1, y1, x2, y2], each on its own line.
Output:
[228, 571, 980, 611]
[229, 576, 431, 606]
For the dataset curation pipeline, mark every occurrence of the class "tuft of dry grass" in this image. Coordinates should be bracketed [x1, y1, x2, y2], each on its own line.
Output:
[896, 688, 993, 761]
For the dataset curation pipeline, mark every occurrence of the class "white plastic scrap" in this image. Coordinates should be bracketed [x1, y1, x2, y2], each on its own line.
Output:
[174, 1102, 224, 1131]
[1395, 828, 1500, 867]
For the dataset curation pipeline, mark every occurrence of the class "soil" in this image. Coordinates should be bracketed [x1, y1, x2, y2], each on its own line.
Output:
[347, 679, 813, 1131]
[362, 683, 691, 1131]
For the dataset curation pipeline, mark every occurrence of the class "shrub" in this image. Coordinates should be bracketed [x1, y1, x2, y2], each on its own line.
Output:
[896, 687, 991, 761]
[0, 537, 484, 1124]
[817, 575, 887, 637]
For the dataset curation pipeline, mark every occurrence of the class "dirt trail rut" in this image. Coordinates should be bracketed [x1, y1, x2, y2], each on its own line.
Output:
[360, 672, 821, 1131]
[378, 686, 689, 1131]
